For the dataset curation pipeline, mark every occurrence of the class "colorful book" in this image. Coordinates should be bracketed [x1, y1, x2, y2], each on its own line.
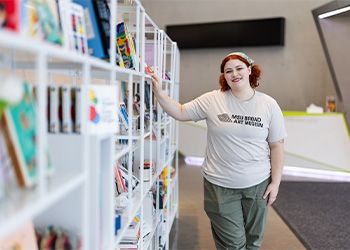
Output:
[116, 22, 136, 69]
[1, 82, 37, 187]
[21, 0, 63, 45]
[59, 1, 88, 54]
[119, 102, 129, 132]
[73, 0, 107, 58]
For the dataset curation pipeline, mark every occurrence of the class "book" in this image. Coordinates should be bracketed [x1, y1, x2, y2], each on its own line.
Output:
[87, 84, 119, 134]
[0, 0, 20, 31]
[48, 85, 59, 133]
[59, 1, 88, 54]
[119, 102, 129, 133]
[60, 86, 72, 133]
[71, 86, 81, 133]
[144, 82, 151, 110]
[72, 0, 108, 58]
[21, 0, 63, 45]
[1, 82, 37, 187]
[92, 0, 110, 58]
[0, 127, 8, 201]
[114, 163, 126, 195]
[0, 221, 38, 250]
[116, 22, 136, 69]
[116, 44, 125, 68]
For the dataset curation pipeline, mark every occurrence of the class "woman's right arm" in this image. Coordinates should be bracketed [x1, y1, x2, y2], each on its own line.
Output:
[151, 74, 191, 121]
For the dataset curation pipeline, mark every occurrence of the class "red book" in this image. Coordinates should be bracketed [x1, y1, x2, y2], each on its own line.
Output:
[0, 0, 20, 31]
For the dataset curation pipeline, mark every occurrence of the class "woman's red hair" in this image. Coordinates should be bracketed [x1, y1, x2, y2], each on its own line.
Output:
[219, 54, 261, 91]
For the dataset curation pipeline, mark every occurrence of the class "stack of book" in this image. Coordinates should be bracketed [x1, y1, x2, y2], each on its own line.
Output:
[0, 0, 141, 64]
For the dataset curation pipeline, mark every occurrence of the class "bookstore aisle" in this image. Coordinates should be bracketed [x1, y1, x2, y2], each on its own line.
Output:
[0, 0, 179, 250]
[169, 156, 306, 250]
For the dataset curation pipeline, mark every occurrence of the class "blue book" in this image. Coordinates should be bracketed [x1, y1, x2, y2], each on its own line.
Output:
[73, 0, 107, 58]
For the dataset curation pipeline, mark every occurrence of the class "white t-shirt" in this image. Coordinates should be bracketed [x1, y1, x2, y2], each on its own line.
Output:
[183, 89, 287, 188]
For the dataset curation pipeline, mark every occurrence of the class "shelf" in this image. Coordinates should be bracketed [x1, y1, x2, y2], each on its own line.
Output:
[0, 171, 85, 238]
[163, 173, 177, 208]
[167, 207, 178, 237]
[116, 130, 151, 140]
[114, 187, 143, 246]
[0, 1, 180, 248]
[154, 119, 171, 130]
[0, 30, 111, 69]
[162, 79, 172, 85]
[115, 145, 131, 161]
[163, 149, 177, 169]
[143, 214, 159, 250]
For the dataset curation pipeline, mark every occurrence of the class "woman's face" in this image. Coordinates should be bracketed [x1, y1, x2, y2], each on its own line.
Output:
[223, 59, 251, 90]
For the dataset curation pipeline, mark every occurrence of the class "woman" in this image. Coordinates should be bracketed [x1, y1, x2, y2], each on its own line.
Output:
[151, 52, 287, 250]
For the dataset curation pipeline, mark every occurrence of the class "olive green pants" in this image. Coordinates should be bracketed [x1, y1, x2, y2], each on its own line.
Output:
[204, 178, 270, 250]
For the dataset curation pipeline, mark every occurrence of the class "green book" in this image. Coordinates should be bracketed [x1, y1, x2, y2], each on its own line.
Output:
[2, 83, 37, 187]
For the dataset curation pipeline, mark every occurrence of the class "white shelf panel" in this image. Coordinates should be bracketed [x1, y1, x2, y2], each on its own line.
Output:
[115, 145, 131, 161]
[115, 68, 151, 82]
[0, 171, 85, 238]
[167, 207, 178, 236]
[114, 187, 143, 247]
[0, 30, 109, 68]
[163, 149, 176, 169]
[154, 119, 171, 129]
[143, 215, 159, 250]
[163, 173, 177, 208]
[162, 79, 172, 84]
[116, 130, 151, 140]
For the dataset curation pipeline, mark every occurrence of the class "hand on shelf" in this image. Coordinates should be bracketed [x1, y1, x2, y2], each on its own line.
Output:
[150, 74, 161, 95]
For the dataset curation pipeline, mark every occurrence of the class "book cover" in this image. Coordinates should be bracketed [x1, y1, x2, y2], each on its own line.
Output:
[119, 102, 128, 133]
[73, 0, 107, 58]
[92, 0, 110, 57]
[87, 84, 119, 134]
[116, 22, 135, 69]
[0, 221, 38, 250]
[21, 0, 63, 45]
[59, 1, 88, 54]
[2, 82, 37, 187]
[0, 0, 20, 31]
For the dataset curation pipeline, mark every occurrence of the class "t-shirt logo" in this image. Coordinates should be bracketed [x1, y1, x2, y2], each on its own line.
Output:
[217, 113, 232, 122]
[217, 113, 264, 128]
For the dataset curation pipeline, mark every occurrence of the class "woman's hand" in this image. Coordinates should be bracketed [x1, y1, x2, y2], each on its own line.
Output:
[263, 182, 280, 206]
[151, 73, 161, 95]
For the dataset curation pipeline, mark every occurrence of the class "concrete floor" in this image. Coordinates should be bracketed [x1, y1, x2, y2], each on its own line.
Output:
[169, 159, 306, 250]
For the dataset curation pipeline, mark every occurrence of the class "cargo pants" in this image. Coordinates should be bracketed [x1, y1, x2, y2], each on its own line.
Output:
[204, 178, 270, 250]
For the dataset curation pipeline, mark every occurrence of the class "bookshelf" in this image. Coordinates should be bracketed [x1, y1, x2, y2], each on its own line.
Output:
[0, 1, 179, 250]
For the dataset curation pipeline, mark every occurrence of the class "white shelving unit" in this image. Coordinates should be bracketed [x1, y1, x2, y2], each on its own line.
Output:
[0, 0, 179, 249]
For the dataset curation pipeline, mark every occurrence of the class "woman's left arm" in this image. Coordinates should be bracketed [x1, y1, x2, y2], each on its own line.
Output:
[263, 140, 285, 206]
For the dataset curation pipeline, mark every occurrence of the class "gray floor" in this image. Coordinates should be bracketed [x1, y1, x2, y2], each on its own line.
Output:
[169, 158, 306, 250]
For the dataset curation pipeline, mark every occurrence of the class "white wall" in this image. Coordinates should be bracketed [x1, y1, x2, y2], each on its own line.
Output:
[142, 0, 335, 110]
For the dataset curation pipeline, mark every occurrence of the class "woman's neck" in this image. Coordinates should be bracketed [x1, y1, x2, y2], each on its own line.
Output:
[231, 86, 255, 101]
